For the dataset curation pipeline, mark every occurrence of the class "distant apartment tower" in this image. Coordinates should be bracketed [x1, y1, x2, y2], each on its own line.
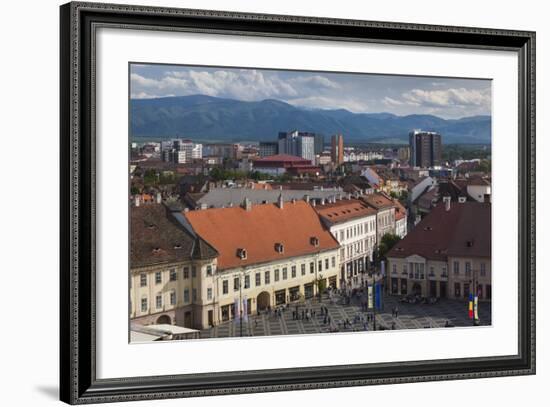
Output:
[161, 139, 202, 163]
[313, 133, 325, 155]
[331, 134, 344, 165]
[409, 130, 442, 168]
[277, 130, 315, 163]
[259, 141, 279, 157]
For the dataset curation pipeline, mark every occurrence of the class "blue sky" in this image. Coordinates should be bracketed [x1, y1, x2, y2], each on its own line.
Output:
[130, 63, 491, 119]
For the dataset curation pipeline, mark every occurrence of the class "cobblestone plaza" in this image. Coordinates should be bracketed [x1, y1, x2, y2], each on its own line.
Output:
[199, 292, 491, 339]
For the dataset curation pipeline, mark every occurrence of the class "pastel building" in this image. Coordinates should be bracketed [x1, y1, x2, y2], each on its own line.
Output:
[386, 198, 491, 300]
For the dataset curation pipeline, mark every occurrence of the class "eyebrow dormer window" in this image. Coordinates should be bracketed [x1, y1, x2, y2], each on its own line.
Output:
[237, 248, 247, 260]
[310, 237, 319, 247]
[275, 243, 284, 253]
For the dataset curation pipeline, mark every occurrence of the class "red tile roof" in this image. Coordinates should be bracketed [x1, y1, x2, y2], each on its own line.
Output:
[130, 204, 217, 268]
[184, 201, 339, 270]
[394, 200, 407, 221]
[387, 201, 490, 261]
[361, 192, 395, 210]
[255, 154, 309, 163]
[315, 198, 377, 225]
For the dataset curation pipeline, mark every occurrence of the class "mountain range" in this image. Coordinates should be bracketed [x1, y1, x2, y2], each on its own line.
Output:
[130, 95, 491, 144]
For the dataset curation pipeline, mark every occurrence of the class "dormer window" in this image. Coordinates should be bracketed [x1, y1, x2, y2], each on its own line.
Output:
[237, 248, 247, 260]
[310, 237, 319, 247]
[174, 243, 182, 249]
[275, 243, 284, 253]
[466, 240, 474, 247]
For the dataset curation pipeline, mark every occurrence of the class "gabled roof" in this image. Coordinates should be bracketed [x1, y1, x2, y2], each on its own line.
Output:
[315, 198, 377, 225]
[183, 201, 339, 270]
[387, 202, 490, 261]
[361, 192, 395, 210]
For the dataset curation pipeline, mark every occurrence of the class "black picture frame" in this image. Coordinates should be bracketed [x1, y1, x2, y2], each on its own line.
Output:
[60, 2, 536, 404]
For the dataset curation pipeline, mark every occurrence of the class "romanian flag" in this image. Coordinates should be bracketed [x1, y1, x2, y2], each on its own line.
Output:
[468, 293, 474, 319]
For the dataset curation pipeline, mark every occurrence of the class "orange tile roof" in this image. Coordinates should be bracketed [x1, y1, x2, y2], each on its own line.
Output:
[315, 198, 377, 224]
[184, 201, 339, 270]
[394, 200, 407, 221]
[362, 192, 395, 210]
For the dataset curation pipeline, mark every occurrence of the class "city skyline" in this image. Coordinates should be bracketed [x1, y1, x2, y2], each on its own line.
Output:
[131, 64, 492, 120]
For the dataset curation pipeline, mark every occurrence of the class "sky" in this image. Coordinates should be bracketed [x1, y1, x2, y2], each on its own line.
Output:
[130, 63, 492, 119]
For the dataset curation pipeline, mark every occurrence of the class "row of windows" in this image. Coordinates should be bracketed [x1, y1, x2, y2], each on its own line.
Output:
[453, 261, 487, 277]
[338, 220, 376, 242]
[378, 211, 395, 228]
[221, 258, 336, 295]
[137, 265, 214, 287]
[391, 261, 487, 279]
[137, 285, 214, 313]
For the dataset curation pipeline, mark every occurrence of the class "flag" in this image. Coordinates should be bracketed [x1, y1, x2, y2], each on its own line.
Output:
[375, 282, 382, 310]
[368, 284, 373, 309]
[468, 293, 474, 319]
[234, 297, 240, 323]
[243, 296, 248, 323]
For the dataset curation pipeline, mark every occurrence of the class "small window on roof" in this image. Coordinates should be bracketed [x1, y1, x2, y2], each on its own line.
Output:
[237, 248, 247, 260]
[310, 237, 320, 247]
[275, 243, 284, 253]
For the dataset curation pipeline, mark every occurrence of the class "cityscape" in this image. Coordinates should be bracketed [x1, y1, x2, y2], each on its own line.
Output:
[129, 64, 491, 342]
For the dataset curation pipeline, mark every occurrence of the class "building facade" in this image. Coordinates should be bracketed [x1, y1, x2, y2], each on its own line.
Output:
[315, 198, 377, 288]
[331, 134, 344, 165]
[409, 130, 442, 168]
[386, 199, 491, 300]
[277, 130, 316, 163]
[362, 193, 397, 241]
[259, 141, 279, 157]
[181, 198, 341, 325]
[129, 204, 219, 329]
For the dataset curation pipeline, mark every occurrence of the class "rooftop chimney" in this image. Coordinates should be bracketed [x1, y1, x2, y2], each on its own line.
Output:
[277, 193, 284, 209]
[156, 192, 162, 204]
[242, 197, 252, 211]
[134, 195, 141, 207]
[321, 198, 326, 205]
[304, 194, 310, 203]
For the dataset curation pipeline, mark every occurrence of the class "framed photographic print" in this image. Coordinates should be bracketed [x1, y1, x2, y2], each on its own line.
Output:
[60, 1, 536, 404]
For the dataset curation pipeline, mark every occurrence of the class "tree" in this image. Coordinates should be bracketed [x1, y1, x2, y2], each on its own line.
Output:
[378, 233, 401, 261]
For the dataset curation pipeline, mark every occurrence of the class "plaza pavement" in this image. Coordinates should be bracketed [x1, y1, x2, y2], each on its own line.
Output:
[198, 291, 492, 339]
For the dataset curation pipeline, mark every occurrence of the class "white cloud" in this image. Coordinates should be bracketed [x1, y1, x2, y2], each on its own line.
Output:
[401, 87, 491, 109]
[382, 96, 406, 107]
[286, 96, 368, 113]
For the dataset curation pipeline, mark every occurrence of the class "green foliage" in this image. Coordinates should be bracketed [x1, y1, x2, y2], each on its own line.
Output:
[442, 144, 491, 162]
[378, 233, 401, 261]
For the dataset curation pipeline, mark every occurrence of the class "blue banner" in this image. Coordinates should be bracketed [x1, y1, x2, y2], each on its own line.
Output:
[375, 282, 382, 310]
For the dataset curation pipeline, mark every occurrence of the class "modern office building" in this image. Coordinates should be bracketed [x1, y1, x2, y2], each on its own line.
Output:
[331, 134, 344, 165]
[277, 130, 316, 163]
[259, 141, 279, 157]
[409, 130, 442, 168]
